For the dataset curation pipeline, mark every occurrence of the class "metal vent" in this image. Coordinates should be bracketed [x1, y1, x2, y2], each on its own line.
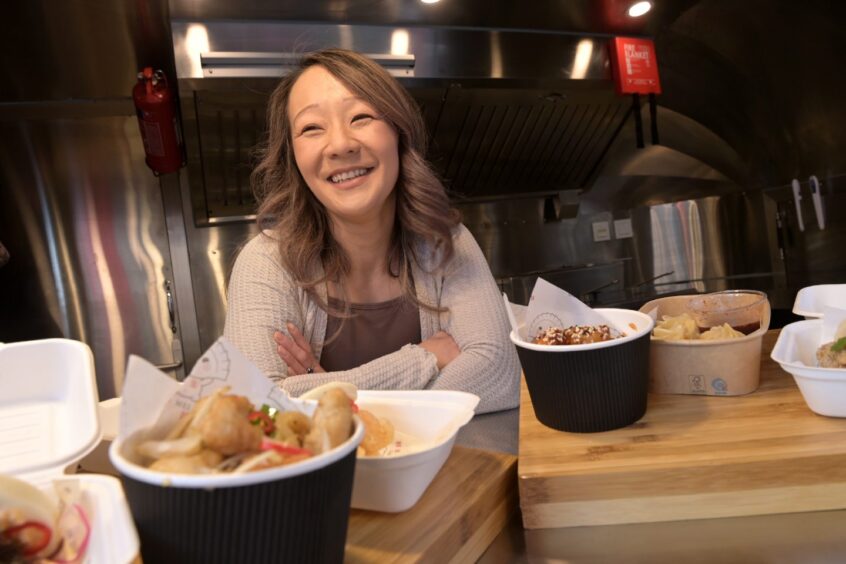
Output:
[183, 84, 630, 223]
[185, 90, 268, 224]
[429, 86, 629, 197]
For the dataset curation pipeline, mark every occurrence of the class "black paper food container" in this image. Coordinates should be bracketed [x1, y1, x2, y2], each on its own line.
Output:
[512, 308, 653, 433]
[109, 421, 364, 564]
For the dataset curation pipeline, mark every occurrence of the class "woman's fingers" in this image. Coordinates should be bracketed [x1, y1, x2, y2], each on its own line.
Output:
[420, 331, 460, 370]
[275, 325, 322, 375]
[286, 323, 323, 372]
[285, 324, 315, 366]
[278, 349, 305, 374]
[274, 333, 306, 374]
[287, 322, 312, 351]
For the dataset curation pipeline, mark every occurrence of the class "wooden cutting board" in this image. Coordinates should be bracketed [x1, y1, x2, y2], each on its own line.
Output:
[346, 446, 517, 563]
[519, 330, 846, 529]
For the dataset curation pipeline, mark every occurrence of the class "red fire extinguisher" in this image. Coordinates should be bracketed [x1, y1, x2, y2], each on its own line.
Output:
[133, 67, 184, 175]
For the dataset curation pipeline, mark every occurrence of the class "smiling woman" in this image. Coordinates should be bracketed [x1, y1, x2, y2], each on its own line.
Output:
[223, 49, 520, 414]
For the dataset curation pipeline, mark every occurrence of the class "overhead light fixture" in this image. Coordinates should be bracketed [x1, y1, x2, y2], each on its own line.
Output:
[627, 1, 652, 17]
[489, 31, 502, 78]
[420, 0, 440, 4]
[570, 39, 594, 79]
[390, 29, 410, 55]
[185, 23, 210, 77]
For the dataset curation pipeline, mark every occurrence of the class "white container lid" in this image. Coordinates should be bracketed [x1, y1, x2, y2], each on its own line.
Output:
[0, 339, 101, 481]
[793, 284, 846, 318]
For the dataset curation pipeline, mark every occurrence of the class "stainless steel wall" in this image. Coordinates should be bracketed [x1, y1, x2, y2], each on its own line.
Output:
[0, 1, 185, 398]
[0, 114, 181, 398]
[169, 168, 257, 354]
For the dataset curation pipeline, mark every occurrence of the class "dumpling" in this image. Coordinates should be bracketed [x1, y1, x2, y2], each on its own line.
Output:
[700, 323, 744, 340]
[653, 313, 700, 341]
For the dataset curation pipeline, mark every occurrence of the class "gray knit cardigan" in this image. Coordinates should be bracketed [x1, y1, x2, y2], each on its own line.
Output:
[223, 224, 521, 413]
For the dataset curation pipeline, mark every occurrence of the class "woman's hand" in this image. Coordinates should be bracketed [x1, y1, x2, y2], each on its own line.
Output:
[420, 331, 460, 370]
[274, 322, 324, 375]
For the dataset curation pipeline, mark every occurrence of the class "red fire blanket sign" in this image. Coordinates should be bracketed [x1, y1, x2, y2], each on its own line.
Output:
[610, 37, 662, 95]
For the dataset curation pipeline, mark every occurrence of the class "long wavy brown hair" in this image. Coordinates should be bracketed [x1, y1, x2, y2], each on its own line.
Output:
[252, 48, 460, 314]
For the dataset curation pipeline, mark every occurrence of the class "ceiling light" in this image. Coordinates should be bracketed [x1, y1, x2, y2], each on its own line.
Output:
[570, 39, 594, 79]
[185, 24, 210, 78]
[627, 1, 652, 17]
[420, 0, 440, 4]
[390, 29, 410, 55]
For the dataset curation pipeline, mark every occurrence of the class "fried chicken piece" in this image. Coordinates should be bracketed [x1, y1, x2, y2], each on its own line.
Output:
[272, 411, 312, 447]
[196, 394, 263, 455]
[304, 387, 353, 455]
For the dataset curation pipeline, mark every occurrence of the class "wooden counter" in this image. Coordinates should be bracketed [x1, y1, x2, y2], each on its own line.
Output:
[519, 330, 846, 529]
[346, 446, 517, 563]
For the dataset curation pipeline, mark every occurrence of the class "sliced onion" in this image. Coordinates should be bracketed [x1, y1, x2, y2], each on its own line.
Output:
[136, 435, 203, 459]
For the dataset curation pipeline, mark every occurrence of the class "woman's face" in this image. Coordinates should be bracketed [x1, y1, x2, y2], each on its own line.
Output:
[288, 65, 400, 226]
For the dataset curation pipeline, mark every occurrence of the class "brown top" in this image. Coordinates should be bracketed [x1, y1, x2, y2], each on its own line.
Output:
[320, 296, 422, 372]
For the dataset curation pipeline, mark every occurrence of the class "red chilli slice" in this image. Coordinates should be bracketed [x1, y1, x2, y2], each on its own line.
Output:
[50, 504, 92, 564]
[260, 437, 312, 457]
[248, 411, 276, 435]
[3, 521, 52, 557]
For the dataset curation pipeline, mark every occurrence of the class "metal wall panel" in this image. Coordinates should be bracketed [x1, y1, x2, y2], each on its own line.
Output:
[0, 0, 184, 398]
[171, 167, 258, 353]
[0, 116, 180, 398]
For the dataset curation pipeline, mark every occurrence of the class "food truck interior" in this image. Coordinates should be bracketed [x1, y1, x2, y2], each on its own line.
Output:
[1, 0, 843, 399]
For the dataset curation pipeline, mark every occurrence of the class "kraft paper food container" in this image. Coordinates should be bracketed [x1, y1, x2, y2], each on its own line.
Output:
[108, 339, 365, 564]
[510, 309, 654, 433]
[793, 284, 846, 319]
[639, 293, 771, 396]
[771, 318, 846, 416]
[0, 338, 140, 563]
[351, 390, 478, 513]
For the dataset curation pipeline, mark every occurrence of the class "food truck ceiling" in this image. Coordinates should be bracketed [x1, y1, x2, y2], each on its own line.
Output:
[168, 0, 697, 38]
